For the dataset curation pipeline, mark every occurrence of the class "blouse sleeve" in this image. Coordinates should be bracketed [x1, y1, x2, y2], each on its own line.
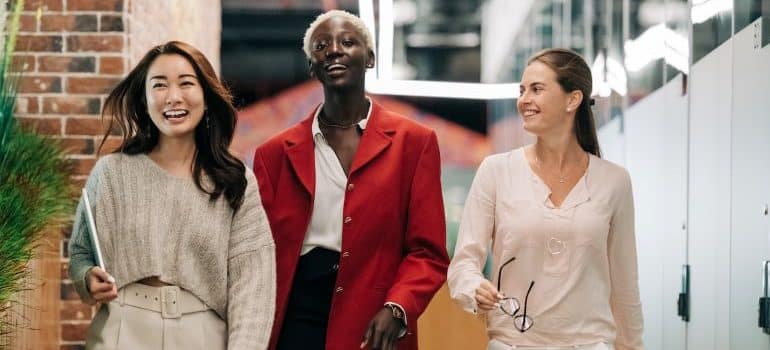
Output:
[447, 156, 497, 314]
[608, 170, 644, 350]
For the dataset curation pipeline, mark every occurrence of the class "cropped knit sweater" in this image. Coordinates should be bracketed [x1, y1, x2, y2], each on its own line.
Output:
[68, 153, 276, 349]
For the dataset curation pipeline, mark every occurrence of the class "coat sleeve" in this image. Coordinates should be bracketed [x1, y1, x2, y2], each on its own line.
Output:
[384, 131, 449, 334]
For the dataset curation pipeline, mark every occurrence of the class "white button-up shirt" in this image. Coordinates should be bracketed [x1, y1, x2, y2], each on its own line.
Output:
[301, 100, 372, 255]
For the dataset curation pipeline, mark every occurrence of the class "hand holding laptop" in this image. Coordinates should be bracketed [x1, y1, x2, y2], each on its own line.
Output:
[81, 189, 117, 303]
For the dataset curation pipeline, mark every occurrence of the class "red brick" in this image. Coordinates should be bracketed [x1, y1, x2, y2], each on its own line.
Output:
[16, 34, 63, 52]
[61, 261, 69, 279]
[65, 117, 120, 136]
[24, 0, 63, 11]
[68, 157, 97, 176]
[15, 96, 40, 114]
[67, 35, 123, 52]
[59, 136, 95, 155]
[18, 116, 62, 135]
[19, 14, 37, 32]
[61, 322, 90, 341]
[99, 56, 124, 74]
[10, 55, 35, 72]
[67, 77, 120, 94]
[97, 136, 123, 154]
[71, 177, 87, 188]
[43, 96, 101, 114]
[18, 75, 62, 93]
[41, 14, 98, 32]
[100, 15, 123, 32]
[61, 301, 92, 321]
[39, 56, 96, 73]
[68, 0, 122, 11]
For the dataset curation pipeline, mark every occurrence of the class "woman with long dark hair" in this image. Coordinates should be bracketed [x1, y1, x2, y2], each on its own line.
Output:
[68, 41, 275, 349]
[448, 48, 643, 350]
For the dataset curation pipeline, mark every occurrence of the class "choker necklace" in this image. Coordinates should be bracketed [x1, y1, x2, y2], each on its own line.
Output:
[318, 113, 364, 129]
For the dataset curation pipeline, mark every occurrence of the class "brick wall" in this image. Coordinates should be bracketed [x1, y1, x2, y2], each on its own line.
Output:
[12, 0, 220, 348]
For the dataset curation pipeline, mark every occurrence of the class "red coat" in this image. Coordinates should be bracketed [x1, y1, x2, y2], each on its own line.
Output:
[253, 100, 449, 350]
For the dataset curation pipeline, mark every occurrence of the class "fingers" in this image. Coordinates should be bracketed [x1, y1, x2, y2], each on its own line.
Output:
[90, 267, 115, 284]
[362, 311, 400, 350]
[92, 284, 118, 303]
[475, 280, 502, 311]
[87, 267, 117, 303]
[360, 321, 373, 349]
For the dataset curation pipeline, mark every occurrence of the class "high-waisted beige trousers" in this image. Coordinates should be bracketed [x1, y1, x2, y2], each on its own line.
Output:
[86, 283, 226, 350]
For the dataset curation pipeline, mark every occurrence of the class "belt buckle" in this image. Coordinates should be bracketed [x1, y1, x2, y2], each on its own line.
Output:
[160, 286, 181, 319]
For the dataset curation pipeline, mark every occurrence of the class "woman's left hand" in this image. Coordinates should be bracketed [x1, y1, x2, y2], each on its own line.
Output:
[360, 307, 402, 350]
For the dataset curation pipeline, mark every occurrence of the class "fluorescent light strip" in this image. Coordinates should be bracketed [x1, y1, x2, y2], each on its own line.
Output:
[366, 80, 521, 100]
[378, 0, 394, 80]
[691, 0, 732, 24]
[358, 0, 520, 100]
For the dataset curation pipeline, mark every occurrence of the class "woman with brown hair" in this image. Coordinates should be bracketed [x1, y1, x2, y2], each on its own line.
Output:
[68, 41, 276, 349]
[448, 48, 643, 350]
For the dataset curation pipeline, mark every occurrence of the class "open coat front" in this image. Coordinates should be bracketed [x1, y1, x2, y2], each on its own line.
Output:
[253, 100, 449, 350]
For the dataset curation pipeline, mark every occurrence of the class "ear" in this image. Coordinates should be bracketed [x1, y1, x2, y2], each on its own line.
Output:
[567, 90, 583, 112]
[366, 49, 375, 69]
[308, 59, 316, 78]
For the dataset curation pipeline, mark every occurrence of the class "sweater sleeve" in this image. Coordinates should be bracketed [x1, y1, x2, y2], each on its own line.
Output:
[226, 169, 276, 350]
[67, 157, 108, 305]
[447, 156, 497, 314]
[608, 170, 644, 350]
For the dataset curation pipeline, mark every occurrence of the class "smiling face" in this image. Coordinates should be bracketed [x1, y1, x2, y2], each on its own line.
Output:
[517, 61, 582, 137]
[308, 16, 374, 89]
[144, 54, 205, 141]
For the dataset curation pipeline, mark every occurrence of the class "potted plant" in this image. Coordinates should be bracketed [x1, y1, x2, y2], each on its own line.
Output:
[0, 0, 75, 340]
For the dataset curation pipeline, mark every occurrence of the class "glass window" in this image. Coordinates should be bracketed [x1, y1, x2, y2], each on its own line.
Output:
[734, 0, 762, 33]
[665, 0, 689, 82]
[692, 2, 732, 63]
[627, 0, 665, 105]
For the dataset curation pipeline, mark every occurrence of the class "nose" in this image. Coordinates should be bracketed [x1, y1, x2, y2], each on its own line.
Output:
[325, 40, 343, 58]
[165, 85, 183, 106]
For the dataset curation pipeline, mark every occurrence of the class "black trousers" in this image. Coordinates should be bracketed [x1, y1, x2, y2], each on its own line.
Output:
[276, 248, 340, 350]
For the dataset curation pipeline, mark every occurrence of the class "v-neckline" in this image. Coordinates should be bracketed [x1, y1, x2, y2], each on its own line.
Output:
[517, 148, 592, 210]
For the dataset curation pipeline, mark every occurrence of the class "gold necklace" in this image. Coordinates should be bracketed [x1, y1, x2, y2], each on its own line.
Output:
[318, 113, 362, 129]
[535, 155, 568, 184]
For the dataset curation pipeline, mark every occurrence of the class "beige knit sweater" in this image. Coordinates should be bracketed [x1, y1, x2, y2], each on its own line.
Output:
[68, 153, 276, 349]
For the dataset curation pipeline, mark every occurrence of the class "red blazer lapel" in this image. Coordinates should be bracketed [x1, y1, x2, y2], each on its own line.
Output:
[350, 101, 395, 175]
[283, 114, 316, 196]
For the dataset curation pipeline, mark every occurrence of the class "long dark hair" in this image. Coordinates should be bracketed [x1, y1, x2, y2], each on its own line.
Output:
[528, 48, 601, 158]
[99, 41, 247, 211]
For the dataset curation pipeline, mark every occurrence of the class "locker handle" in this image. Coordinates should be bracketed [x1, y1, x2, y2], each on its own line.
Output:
[678, 264, 690, 322]
[758, 260, 770, 334]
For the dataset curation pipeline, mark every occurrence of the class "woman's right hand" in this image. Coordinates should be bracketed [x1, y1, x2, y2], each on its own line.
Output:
[475, 279, 504, 312]
[87, 267, 117, 303]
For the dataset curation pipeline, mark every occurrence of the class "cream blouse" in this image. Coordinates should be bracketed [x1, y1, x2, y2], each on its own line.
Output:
[447, 147, 643, 350]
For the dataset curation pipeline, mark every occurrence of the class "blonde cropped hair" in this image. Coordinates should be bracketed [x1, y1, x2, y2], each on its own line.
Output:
[302, 10, 375, 59]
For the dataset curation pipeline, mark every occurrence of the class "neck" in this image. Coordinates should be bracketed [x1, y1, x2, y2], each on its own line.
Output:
[533, 134, 584, 169]
[321, 88, 369, 125]
[150, 135, 197, 173]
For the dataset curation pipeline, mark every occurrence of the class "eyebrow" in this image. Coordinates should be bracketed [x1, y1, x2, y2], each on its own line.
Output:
[148, 74, 198, 80]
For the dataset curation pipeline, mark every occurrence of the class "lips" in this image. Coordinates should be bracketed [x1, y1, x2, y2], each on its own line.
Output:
[163, 109, 189, 120]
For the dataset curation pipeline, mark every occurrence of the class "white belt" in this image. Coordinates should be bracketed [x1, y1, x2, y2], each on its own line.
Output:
[488, 339, 612, 350]
[119, 283, 209, 319]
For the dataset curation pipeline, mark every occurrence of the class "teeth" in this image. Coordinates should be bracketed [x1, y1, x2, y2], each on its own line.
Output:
[164, 110, 187, 117]
[326, 64, 346, 71]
